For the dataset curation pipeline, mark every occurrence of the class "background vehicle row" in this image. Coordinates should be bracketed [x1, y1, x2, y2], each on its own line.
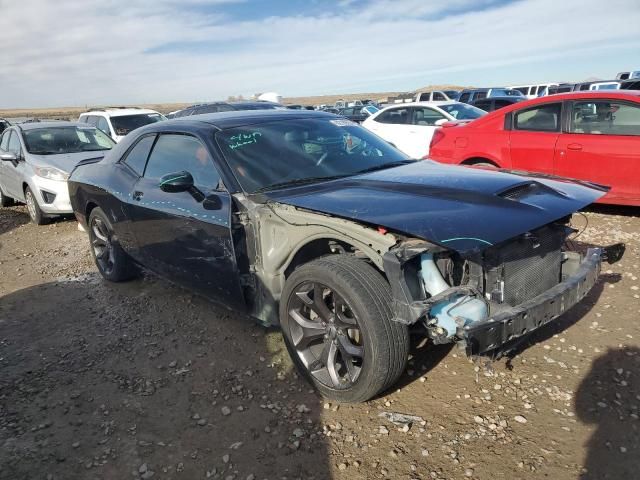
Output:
[429, 91, 640, 206]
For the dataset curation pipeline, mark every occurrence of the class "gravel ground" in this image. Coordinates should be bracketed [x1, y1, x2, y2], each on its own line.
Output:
[0, 204, 638, 480]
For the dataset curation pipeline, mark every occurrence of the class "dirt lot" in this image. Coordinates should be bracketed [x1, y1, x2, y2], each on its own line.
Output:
[0, 205, 638, 480]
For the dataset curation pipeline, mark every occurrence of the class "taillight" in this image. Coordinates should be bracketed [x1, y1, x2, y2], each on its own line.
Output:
[429, 129, 446, 150]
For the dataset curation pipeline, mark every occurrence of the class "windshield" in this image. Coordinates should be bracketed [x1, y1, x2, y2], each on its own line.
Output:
[490, 88, 523, 97]
[110, 113, 165, 136]
[215, 118, 412, 193]
[232, 102, 284, 110]
[23, 126, 115, 155]
[363, 105, 379, 115]
[438, 103, 486, 120]
[593, 83, 620, 90]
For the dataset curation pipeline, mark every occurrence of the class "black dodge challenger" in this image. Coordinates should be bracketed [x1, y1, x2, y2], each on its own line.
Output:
[68, 109, 623, 402]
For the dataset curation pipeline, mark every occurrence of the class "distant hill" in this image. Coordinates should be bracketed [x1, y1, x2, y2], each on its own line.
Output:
[0, 85, 473, 118]
[283, 85, 469, 106]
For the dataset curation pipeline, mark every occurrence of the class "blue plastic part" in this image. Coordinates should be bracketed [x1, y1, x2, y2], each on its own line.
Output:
[420, 253, 488, 338]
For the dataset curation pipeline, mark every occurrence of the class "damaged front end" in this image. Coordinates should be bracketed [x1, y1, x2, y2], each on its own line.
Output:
[383, 221, 625, 356]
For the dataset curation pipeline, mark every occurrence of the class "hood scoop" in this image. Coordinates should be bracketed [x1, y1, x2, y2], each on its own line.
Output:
[497, 181, 563, 201]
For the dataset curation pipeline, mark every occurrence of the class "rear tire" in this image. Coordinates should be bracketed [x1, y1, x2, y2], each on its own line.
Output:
[0, 187, 14, 207]
[280, 255, 409, 403]
[88, 207, 137, 282]
[25, 186, 48, 225]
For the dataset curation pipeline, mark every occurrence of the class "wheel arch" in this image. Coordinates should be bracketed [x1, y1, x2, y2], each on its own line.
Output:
[85, 201, 99, 221]
[461, 156, 501, 168]
[282, 235, 386, 280]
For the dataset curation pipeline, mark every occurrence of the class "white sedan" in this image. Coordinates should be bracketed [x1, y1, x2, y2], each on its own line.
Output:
[362, 101, 486, 159]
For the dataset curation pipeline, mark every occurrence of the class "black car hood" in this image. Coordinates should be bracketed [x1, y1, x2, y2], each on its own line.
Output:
[263, 161, 606, 254]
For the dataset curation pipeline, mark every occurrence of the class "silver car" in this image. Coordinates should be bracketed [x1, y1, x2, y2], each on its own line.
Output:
[0, 122, 115, 224]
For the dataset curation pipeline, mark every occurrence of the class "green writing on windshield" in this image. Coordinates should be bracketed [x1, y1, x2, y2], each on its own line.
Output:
[229, 132, 262, 150]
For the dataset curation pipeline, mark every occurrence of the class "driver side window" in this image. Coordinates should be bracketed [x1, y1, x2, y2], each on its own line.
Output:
[376, 108, 409, 125]
[7, 131, 22, 156]
[0, 130, 11, 151]
[410, 107, 446, 126]
[144, 134, 221, 189]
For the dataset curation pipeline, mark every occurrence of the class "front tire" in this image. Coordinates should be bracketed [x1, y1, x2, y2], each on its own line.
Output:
[25, 186, 47, 225]
[280, 255, 409, 403]
[88, 207, 137, 282]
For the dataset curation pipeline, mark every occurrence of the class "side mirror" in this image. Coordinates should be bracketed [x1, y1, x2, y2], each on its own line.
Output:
[203, 194, 222, 211]
[0, 152, 18, 162]
[435, 119, 448, 126]
[159, 171, 194, 193]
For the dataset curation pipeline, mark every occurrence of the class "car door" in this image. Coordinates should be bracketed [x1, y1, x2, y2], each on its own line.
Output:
[364, 107, 411, 154]
[406, 106, 448, 158]
[3, 130, 27, 199]
[508, 102, 562, 173]
[127, 132, 245, 308]
[554, 99, 640, 205]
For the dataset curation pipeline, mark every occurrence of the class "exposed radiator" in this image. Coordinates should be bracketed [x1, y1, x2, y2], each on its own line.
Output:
[483, 225, 565, 307]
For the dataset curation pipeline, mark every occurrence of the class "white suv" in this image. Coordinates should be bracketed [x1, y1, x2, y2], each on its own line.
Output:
[78, 107, 166, 142]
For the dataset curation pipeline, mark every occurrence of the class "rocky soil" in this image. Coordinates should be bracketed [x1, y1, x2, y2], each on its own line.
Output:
[0, 204, 638, 480]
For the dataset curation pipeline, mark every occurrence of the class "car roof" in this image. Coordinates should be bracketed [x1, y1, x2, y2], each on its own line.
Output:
[376, 101, 460, 111]
[172, 108, 335, 129]
[81, 108, 161, 117]
[477, 96, 523, 101]
[181, 102, 228, 109]
[460, 90, 640, 126]
[17, 121, 87, 131]
[537, 90, 640, 101]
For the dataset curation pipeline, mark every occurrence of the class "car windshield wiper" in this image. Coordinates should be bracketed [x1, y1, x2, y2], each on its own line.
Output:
[254, 174, 350, 193]
[353, 160, 415, 175]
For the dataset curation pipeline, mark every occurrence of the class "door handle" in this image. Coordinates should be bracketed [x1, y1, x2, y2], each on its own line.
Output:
[567, 143, 583, 151]
[133, 191, 144, 201]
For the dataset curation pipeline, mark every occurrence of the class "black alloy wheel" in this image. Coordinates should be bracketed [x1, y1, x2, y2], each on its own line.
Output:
[88, 207, 137, 282]
[90, 214, 116, 277]
[287, 280, 365, 389]
[281, 255, 409, 403]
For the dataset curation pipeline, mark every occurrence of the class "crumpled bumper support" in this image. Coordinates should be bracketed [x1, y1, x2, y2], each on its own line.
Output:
[463, 248, 604, 355]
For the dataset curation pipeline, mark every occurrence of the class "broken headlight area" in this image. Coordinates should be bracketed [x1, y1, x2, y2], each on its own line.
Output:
[383, 221, 625, 355]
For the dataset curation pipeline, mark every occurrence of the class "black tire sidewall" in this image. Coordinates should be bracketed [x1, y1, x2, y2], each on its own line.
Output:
[280, 256, 407, 403]
[25, 187, 46, 225]
[88, 207, 136, 282]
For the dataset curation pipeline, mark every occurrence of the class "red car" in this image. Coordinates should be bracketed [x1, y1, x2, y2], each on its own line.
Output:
[429, 91, 640, 206]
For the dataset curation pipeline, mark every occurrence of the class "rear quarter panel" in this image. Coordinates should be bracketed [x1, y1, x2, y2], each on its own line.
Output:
[69, 161, 139, 255]
[430, 113, 512, 167]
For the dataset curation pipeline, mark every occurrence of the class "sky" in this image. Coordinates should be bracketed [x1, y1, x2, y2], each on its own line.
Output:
[0, 0, 639, 108]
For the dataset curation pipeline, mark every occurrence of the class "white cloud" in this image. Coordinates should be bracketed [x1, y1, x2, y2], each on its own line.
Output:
[0, 0, 638, 108]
